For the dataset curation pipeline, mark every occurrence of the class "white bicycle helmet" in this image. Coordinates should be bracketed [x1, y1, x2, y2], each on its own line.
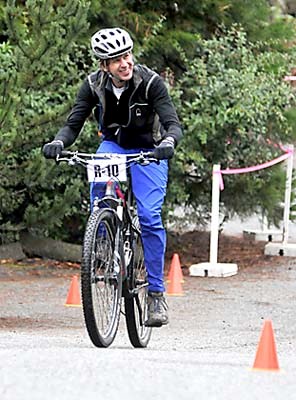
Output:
[91, 27, 133, 60]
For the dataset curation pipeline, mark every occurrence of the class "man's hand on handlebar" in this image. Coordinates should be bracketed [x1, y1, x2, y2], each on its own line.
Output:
[153, 136, 175, 160]
[42, 140, 64, 159]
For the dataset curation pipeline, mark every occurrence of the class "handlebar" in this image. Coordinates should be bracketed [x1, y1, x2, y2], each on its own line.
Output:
[56, 150, 159, 166]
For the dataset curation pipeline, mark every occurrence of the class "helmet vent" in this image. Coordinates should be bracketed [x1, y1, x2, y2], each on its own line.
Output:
[107, 42, 115, 49]
[97, 46, 108, 54]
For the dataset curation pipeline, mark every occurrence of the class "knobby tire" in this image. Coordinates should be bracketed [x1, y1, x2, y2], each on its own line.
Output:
[81, 208, 122, 348]
[124, 217, 152, 348]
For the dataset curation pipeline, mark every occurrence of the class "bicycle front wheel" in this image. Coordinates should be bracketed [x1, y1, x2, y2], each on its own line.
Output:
[81, 208, 122, 348]
[124, 217, 152, 348]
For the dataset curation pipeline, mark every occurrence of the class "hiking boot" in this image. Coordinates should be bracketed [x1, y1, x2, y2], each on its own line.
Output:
[145, 291, 169, 327]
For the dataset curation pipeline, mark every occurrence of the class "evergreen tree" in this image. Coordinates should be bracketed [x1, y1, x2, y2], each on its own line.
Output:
[169, 26, 296, 227]
[0, 0, 90, 243]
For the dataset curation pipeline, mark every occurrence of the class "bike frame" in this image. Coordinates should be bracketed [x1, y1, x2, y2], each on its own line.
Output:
[57, 150, 156, 292]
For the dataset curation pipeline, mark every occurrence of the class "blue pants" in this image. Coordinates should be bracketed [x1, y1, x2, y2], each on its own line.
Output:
[90, 141, 168, 292]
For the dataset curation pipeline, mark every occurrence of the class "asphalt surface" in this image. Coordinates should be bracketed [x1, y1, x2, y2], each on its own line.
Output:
[1, 258, 296, 400]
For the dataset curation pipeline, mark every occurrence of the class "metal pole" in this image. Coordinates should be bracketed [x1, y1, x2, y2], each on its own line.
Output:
[282, 145, 294, 244]
[209, 165, 221, 264]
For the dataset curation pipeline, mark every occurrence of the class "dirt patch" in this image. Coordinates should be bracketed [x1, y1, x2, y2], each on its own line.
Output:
[0, 231, 294, 277]
[165, 230, 295, 273]
[0, 258, 79, 280]
[0, 316, 69, 330]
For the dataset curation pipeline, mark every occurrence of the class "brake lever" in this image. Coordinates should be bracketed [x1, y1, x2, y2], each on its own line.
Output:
[55, 154, 76, 165]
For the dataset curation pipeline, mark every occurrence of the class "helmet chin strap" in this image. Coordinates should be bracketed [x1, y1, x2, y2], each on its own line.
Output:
[107, 72, 125, 85]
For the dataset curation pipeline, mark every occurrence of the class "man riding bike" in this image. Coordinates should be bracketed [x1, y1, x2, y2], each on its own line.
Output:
[43, 27, 182, 327]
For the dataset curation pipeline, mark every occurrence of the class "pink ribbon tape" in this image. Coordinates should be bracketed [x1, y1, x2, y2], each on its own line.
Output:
[214, 147, 293, 191]
[284, 76, 296, 81]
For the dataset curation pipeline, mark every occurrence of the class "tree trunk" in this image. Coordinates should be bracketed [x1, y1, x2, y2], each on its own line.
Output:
[20, 232, 82, 262]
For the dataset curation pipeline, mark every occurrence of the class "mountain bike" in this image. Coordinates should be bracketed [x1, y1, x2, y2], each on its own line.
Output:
[57, 150, 157, 348]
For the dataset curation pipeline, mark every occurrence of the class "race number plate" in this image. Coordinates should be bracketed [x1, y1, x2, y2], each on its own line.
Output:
[86, 156, 127, 183]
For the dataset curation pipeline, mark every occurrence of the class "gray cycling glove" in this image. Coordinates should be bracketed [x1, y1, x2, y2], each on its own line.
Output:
[154, 137, 175, 160]
[42, 140, 64, 159]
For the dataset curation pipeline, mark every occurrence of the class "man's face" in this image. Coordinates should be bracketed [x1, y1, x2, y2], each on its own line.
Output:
[106, 52, 134, 86]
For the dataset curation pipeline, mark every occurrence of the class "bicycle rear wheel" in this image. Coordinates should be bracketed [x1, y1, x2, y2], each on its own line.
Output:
[81, 208, 122, 347]
[124, 217, 152, 348]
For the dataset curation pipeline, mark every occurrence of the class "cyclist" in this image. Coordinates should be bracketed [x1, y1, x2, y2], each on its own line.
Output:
[43, 27, 182, 327]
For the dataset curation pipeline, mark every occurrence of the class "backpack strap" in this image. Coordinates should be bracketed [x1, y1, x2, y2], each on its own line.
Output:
[145, 73, 158, 100]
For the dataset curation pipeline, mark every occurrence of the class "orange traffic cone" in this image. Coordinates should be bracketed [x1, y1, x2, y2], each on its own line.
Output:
[167, 253, 184, 283]
[64, 275, 82, 307]
[252, 320, 280, 371]
[166, 254, 184, 296]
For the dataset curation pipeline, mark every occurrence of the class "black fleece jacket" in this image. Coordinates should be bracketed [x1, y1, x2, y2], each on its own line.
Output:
[55, 64, 182, 149]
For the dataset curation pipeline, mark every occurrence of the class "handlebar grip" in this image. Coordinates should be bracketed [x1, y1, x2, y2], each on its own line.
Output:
[145, 151, 157, 158]
[60, 150, 73, 156]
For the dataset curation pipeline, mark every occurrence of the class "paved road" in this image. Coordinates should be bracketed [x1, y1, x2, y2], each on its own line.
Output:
[1, 260, 296, 400]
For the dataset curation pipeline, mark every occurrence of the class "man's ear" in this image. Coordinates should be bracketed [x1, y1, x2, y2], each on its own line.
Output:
[100, 60, 109, 72]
